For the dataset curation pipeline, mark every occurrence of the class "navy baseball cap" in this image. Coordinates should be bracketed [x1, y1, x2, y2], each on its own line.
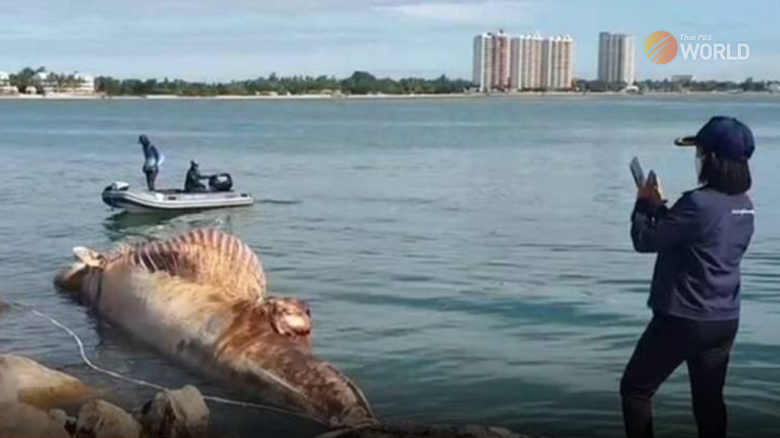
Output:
[674, 116, 755, 161]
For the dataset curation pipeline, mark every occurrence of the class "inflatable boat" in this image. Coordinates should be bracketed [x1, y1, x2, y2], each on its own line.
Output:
[102, 175, 253, 214]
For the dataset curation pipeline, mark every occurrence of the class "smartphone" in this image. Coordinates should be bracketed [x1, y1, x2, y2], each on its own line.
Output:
[629, 157, 645, 188]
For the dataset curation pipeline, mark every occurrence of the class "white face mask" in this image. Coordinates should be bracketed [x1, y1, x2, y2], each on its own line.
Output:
[695, 154, 703, 179]
[695, 152, 706, 185]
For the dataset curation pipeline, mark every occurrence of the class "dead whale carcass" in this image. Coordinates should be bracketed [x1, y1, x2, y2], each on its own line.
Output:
[54, 228, 376, 427]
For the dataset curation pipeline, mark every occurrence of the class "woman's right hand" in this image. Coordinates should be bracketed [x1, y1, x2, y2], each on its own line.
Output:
[637, 178, 665, 207]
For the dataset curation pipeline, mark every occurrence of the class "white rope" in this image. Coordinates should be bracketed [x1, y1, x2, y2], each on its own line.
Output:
[21, 306, 329, 426]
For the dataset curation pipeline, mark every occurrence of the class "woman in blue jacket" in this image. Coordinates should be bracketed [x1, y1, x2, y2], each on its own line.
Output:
[622, 116, 755, 438]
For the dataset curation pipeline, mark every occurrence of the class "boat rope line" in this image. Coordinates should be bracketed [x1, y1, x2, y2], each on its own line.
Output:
[12, 303, 330, 427]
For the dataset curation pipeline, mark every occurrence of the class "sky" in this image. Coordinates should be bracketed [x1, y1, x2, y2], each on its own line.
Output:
[1, 0, 778, 81]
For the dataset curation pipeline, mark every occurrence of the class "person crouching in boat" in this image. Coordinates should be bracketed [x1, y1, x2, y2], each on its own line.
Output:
[185, 160, 211, 193]
[139, 135, 164, 191]
[621, 116, 755, 438]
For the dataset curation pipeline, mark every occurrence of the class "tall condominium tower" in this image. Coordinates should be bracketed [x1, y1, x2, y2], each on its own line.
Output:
[510, 33, 543, 90]
[512, 33, 573, 91]
[491, 30, 512, 91]
[597, 32, 635, 85]
[473, 33, 494, 92]
[473, 30, 511, 92]
[558, 35, 574, 89]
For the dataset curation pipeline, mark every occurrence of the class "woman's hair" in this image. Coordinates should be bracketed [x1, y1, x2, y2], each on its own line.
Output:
[699, 153, 752, 195]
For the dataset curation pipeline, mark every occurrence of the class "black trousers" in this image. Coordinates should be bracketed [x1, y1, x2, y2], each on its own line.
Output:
[144, 166, 158, 191]
[621, 313, 738, 438]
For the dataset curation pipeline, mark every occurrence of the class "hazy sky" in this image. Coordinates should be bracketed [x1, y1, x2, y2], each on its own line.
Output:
[1, 0, 778, 81]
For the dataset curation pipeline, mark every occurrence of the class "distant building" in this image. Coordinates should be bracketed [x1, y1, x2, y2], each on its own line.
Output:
[511, 33, 573, 91]
[511, 33, 543, 90]
[0, 71, 17, 94]
[473, 30, 511, 92]
[34, 71, 56, 94]
[491, 30, 511, 91]
[72, 72, 96, 94]
[541, 35, 574, 90]
[473, 33, 494, 92]
[31, 70, 96, 94]
[476, 30, 575, 92]
[598, 32, 635, 85]
[623, 84, 641, 94]
[671, 74, 695, 84]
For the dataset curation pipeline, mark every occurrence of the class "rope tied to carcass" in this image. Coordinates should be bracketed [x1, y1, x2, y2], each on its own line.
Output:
[9, 303, 331, 427]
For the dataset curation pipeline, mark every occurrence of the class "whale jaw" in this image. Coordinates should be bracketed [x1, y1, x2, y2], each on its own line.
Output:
[53, 262, 88, 292]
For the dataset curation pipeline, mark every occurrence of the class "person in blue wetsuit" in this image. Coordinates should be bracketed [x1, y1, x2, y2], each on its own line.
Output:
[139, 135, 163, 191]
[621, 116, 755, 438]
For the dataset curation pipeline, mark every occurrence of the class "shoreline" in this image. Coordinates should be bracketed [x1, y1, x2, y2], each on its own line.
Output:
[0, 90, 776, 101]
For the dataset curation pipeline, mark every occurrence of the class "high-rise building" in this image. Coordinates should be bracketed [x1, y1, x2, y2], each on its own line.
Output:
[558, 35, 574, 89]
[477, 30, 575, 92]
[598, 32, 635, 85]
[510, 33, 543, 90]
[543, 35, 574, 90]
[619, 34, 636, 85]
[512, 33, 573, 91]
[510, 39, 521, 90]
[473, 33, 494, 92]
[473, 30, 511, 92]
[491, 30, 511, 91]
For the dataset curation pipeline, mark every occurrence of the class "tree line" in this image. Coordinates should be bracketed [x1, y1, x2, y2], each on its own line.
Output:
[88, 75, 780, 95]
[94, 71, 474, 96]
[574, 77, 778, 93]
[6, 66, 778, 96]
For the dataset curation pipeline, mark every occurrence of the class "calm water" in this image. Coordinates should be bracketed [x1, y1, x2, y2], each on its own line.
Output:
[1, 95, 779, 438]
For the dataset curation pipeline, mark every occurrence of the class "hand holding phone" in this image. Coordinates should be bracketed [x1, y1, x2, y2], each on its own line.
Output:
[638, 170, 665, 206]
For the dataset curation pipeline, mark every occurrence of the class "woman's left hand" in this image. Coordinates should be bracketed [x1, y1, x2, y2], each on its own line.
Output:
[637, 179, 665, 207]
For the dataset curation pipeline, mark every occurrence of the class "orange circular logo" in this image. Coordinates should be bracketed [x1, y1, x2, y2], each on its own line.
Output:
[644, 31, 678, 64]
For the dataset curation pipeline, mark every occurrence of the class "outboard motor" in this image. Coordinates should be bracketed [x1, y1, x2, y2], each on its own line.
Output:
[104, 181, 130, 192]
[208, 173, 233, 192]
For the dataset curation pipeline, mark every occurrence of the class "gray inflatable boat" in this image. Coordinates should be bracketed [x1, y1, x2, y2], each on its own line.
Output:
[102, 180, 254, 214]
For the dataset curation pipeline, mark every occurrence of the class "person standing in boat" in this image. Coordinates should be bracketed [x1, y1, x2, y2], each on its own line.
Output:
[139, 135, 164, 191]
[621, 116, 755, 438]
[185, 160, 211, 193]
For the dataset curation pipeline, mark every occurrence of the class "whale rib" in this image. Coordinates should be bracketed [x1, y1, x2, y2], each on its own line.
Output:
[111, 228, 267, 302]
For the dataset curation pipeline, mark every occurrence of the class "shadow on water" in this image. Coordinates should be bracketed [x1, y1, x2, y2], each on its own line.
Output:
[258, 198, 303, 205]
[102, 211, 181, 242]
[102, 210, 237, 243]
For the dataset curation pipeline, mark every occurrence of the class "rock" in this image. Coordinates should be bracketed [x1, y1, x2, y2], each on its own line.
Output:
[0, 402, 70, 438]
[314, 423, 527, 438]
[0, 355, 94, 411]
[0, 368, 19, 404]
[139, 385, 209, 438]
[75, 400, 142, 438]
